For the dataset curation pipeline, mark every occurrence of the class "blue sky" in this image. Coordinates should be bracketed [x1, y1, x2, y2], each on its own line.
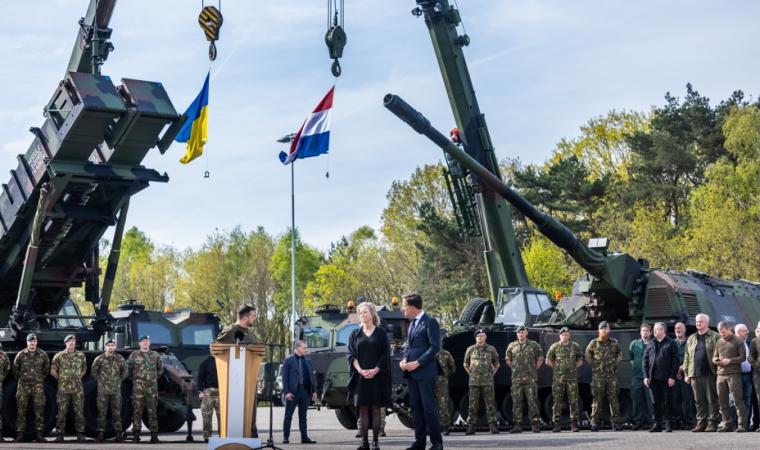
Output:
[1, 0, 758, 251]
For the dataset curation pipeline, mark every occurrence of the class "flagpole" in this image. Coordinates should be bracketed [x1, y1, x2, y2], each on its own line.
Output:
[290, 161, 297, 348]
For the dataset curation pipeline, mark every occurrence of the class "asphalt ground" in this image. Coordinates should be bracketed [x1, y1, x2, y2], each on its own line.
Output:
[6, 406, 759, 449]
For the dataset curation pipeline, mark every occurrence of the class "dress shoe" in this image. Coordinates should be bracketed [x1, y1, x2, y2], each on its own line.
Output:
[489, 422, 499, 434]
[442, 426, 450, 436]
[115, 432, 124, 443]
[465, 423, 475, 435]
[509, 424, 522, 434]
[612, 422, 623, 431]
[283, 437, 289, 444]
[357, 440, 370, 450]
[35, 432, 47, 443]
[664, 423, 672, 432]
[302, 437, 317, 443]
[55, 432, 64, 443]
[649, 423, 662, 432]
[570, 421, 579, 432]
[13, 432, 24, 442]
[428, 443, 443, 450]
[691, 422, 707, 432]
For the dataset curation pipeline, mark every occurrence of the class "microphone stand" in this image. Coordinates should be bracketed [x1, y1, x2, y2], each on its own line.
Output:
[256, 342, 286, 450]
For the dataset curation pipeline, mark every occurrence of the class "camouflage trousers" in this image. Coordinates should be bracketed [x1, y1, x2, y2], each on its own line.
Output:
[551, 376, 580, 423]
[591, 375, 619, 425]
[97, 391, 123, 432]
[468, 384, 497, 425]
[435, 377, 451, 427]
[132, 386, 159, 433]
[56, 391, 85, 433]
[16, 382, 46, 433]
[512, 380, 540, 425]
[201, 388, 220, 434]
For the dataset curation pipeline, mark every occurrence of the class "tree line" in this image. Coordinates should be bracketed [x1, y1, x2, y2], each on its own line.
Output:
[73, 85, 760, 341]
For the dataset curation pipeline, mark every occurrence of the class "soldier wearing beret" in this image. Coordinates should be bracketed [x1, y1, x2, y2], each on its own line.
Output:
[127, 335, 164, 443]
[13, 333, 49, 443]
[505, 325, 544, 433]
[585, 321, 623, 431]
[463, 329, 500, 435]
[546, 327, 583, 432]
[91, 337, 129, 442]
[51, 334, 87, 442]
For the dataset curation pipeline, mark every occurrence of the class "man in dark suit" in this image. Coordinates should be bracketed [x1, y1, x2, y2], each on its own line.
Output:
[281, 340, 317, 444]
[400, 293, 442, 450]
[643, 322, 680, 432]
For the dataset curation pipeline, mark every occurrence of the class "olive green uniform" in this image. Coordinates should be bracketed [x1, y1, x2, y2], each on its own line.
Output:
[91, 351, 129, 432]
[546, 341, 582, 423]
[13, 348, 50, 433]
[127, 350, 164, 433]
[216, 324, 257, 344]
[51, 349, 87, 433]
[464, 344, 499, 425]
[713, 334, 746, 429]
[505, 340, 543, 426]
[436, 349, 456, 427]
[0, 351, 10, 437]
[585, 337, 621, 426]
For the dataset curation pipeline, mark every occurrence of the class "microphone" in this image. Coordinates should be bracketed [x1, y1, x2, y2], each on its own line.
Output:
[234, 330, 245, 344]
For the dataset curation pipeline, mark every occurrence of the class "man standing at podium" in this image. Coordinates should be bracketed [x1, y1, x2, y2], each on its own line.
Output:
[282, 340, 317, 444]
[217, 304, 257, 344]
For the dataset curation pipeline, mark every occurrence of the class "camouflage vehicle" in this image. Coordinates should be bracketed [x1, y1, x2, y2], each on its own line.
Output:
[0, 0, 198, 438]
[295, 303, 411, 429]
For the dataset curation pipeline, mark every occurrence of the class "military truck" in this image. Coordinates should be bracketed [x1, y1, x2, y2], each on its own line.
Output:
[295, 302, 412, 429]
[0, 0, 197, 438]
[384, 92, 760, 426]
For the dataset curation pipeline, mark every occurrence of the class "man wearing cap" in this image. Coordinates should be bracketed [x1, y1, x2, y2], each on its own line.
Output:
[13, 333, 49, 443]
[546, 327, 583, 432]
[463, 329, 500, 435]
[505, 325, 544, 433]
[216, 304, 257, 344]
[50, 334, 87, 442]
[0, 344, 9, 442]
[436, 341, 456, 435]
[128, 335, 164, 443]
[585, 321, 623, 431]
[91, 337, 129, 442]
[629, 323, 654, 430]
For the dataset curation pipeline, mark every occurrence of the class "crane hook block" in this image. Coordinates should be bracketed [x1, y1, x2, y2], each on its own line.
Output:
[325, 25, 347, 77]
[199, 5, 223, 61]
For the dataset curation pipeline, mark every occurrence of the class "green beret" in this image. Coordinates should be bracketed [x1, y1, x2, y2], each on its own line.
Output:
[516, 325, 527, 332]
[559, 326, 570, 334]
[26, 333, 37, 342]
[473, 329, 486, 337]
[139, 335, 151, 341]
[598, 321, 610, 329]
[64, 334, 76, 343]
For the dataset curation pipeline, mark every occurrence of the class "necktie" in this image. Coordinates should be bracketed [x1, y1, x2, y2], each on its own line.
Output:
[409, 319, 417, 338]
[297, 357, 304, 385]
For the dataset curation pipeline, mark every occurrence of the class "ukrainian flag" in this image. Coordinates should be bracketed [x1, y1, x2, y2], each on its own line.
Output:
[175, 72, 210, 164]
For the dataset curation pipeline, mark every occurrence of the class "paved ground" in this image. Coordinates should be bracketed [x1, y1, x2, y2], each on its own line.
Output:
[6, 407, 759, 449]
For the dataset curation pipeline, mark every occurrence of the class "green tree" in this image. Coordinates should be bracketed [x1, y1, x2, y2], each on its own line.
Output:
[522, 233, 577, 298]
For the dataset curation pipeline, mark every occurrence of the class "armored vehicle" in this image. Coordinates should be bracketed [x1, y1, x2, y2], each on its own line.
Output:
[384, 92, 760, 426]
[0, 0, 195, 438]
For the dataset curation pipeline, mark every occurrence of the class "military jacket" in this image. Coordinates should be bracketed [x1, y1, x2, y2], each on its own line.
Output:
[51, 350, 87, 394]
[464, 344, 499, 386]
[91, 352, 129, 394]
[546, 341, 582, 377]
[13, 348, 50, 384]
[216, 323, 256, 344]
[0, 351, 10, 383]
[437, 349, 456, 379]
[585, 337, 621, 377]
[506, 339, 543, 381]
[629, 338, 649, 381]
[128, 350, 164, 388]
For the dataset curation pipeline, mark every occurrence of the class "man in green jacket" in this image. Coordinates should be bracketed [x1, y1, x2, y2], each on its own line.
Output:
[682, 313, 720, 432]
[712, 321, 747, 432]
[629, 323, 653, 430]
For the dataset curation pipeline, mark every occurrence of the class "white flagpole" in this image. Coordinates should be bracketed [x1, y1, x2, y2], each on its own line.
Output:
[290, 161, 297, 347]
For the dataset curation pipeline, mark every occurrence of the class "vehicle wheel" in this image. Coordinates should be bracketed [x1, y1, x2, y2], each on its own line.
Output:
[335, 406, 357, 430]
[500, 393, 513, 425]
[396, 409, 415, 429]
[459, 298, 491, 324]
[148, 397, 187, 433]
[2, 378, 57, 438]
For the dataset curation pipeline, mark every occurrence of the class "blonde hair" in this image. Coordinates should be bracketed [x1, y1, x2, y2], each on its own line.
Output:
[357, 302, 381, 327]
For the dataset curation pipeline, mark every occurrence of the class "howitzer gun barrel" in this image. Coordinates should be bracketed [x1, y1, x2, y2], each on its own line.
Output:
[383, 94, 608, 279]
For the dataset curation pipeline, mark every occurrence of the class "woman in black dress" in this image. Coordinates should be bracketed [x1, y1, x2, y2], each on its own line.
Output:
[347, 302, 391, 450]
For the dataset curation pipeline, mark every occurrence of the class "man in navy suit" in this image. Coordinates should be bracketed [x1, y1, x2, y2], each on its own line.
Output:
[400, 293, 443, 450]
[281, 340, 317, 444]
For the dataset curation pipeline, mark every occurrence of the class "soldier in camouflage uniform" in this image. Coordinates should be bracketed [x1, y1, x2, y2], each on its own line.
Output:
[13, 333, 49, 443]
[0, 345, 10, 442]
[436, 346, 456, 435]
[546, 327, 583, 432]
[464, 329, 500, 435]
[91, 337, 129, 442]
[50, 334, 87, 442]
[128, 335, 164, 443]
[585, 321, 623, 431]
[505, 325, 544, 434]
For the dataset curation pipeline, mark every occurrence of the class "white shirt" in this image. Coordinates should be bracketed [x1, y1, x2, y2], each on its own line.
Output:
[742, 340, 752, 373]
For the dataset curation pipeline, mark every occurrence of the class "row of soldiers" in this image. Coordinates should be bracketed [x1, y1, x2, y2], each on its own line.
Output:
[0, 333, 163, 443]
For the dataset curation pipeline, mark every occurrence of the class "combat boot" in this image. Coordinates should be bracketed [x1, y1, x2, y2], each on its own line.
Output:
[705, 421, 718, 432]
[96, 431, 105, 442]
[35, 432, 47, 443]
[590, 422, 599, 432]
[150, 432, 160, 443]
[691, 421, 707, 432]
[14, 432, 24, 442]
[531, 422, 541, 433]
[509, 424, 522, 434]
[133, 431, 141, 443]
[115, 432, 124, 443]
[570, 421, 580, 432]
[465, 423, 475, 435]
[77, 433, 86, 442]
[55, 432, 64, 443]
[490, 422, 499, 434]
[553, 422, 561, 433]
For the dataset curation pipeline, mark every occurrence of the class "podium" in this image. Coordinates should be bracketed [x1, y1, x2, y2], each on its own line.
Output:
[209, 343, 266, 449]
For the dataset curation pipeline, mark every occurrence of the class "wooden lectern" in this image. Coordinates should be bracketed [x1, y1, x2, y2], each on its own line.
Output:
[209, 342, 266, 449]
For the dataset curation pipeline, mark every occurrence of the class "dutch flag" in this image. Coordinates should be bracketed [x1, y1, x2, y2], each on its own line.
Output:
[279, 86, 335, 164]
